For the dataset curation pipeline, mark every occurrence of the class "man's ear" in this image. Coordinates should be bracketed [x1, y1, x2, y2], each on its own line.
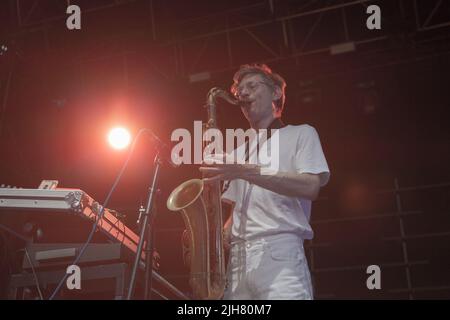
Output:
[272, 86, 282, 101]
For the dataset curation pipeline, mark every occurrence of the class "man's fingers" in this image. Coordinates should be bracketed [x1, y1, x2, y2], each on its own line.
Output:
[199, 167, 228, 178]
[203, 172, 242, 183]
[203, 174, 227, 183]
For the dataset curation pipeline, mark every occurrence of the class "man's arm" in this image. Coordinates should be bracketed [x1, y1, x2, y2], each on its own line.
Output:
[202, 167, 323, 200]
[243, 171, 321, 200]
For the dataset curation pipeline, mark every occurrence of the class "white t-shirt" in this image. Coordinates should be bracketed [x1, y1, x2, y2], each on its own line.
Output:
[221, 124, 330, 242]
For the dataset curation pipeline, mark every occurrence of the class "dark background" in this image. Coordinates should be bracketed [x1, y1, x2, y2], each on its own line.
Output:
[0, 0, 449, 299]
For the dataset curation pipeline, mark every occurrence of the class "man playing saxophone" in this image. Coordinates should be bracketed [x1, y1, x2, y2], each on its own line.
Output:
[201, 64, 330, 300]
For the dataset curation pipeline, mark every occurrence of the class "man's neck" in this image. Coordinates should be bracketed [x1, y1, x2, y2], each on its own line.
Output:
[250, 117, 275, 130]
[250, 116, 284, 130]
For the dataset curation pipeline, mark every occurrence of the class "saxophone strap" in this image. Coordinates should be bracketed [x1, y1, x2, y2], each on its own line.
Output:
[222, 118, 286, 193]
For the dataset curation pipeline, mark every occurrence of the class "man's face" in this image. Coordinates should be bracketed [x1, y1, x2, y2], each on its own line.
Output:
[236, 73, 277, 124]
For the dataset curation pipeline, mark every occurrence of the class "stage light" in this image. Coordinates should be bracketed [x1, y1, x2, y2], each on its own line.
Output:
[108, 127, 131, 150]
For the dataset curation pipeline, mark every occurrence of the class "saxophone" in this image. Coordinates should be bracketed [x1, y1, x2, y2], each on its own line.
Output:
[166, 87, 238, 299]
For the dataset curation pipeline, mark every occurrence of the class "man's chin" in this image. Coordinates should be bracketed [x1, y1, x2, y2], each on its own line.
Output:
[245, 111, 259, 121]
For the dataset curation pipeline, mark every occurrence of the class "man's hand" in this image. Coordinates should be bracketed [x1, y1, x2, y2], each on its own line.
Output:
[223, 217, 233, 251]
[200, 164, 260, 183]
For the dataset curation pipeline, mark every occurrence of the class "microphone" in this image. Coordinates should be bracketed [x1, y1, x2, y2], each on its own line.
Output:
[143, 129, 180, 168]
[159, 143, 180, 169]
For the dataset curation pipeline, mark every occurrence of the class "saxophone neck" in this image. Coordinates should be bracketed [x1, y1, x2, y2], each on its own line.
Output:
[205, 87, 239, 129]
[207, 87, 239, 106]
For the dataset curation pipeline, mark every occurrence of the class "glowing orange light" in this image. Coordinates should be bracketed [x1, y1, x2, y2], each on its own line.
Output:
[108, 127, 131, 150]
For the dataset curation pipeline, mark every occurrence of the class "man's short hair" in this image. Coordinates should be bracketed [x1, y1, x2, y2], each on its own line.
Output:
[231, 63, 287, 112]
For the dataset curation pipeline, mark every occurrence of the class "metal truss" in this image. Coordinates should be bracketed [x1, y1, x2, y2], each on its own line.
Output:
[155, 179, 450, 299]
[2, 0, 450, 81]
[166, 0, 450, 78]
[307, 179, 450, 299]
[14, 0, 139, 28]
[414, 0, 450, 31]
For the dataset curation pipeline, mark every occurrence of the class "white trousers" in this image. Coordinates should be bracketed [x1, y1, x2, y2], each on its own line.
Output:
[223, 234, 313, 300]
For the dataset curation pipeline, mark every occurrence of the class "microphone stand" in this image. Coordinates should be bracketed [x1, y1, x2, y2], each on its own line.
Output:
[144, 203, 156, 300]
[126, 150, 163, 300]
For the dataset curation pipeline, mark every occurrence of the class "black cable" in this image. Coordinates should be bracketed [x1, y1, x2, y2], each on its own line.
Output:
[48, 128, 160, 300]
[0, 223, 33, 299]
[0, 223, 31, 243]
[24, 247, 43, 300]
